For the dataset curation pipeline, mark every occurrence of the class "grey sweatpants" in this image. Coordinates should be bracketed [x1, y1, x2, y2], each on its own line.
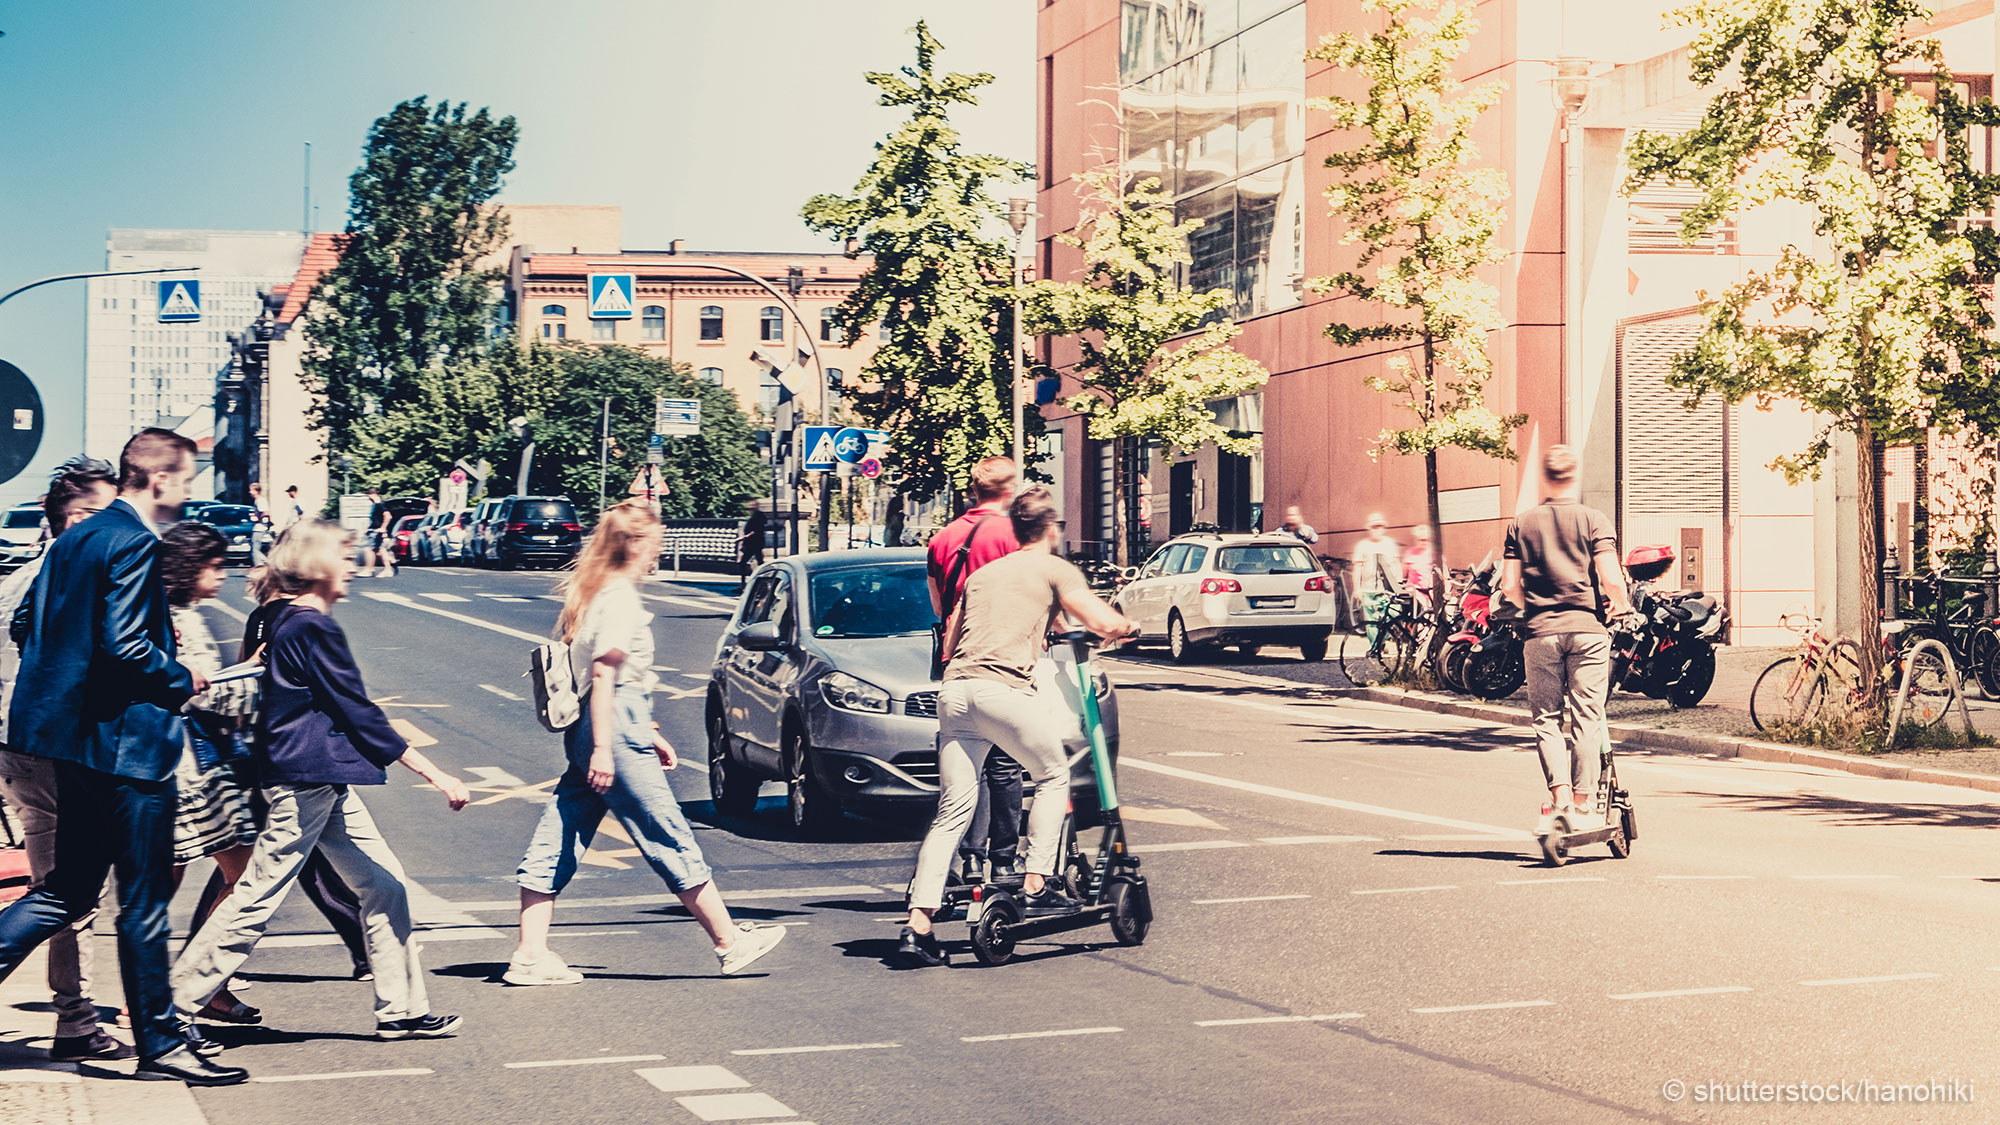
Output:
[908, 678, 1071, 911]
[1524, 631, 1612, 801]
[0, 750, 99, 1038]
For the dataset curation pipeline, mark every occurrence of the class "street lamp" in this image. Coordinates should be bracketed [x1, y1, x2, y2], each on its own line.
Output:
[508, 416, 535, 496]
[1005, 198, 1037, 470]
[336, 455, 352, 498]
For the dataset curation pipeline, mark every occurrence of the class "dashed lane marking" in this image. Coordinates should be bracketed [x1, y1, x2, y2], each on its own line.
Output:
[1411, 1000, 1554, 1014]
[654, 684, 706, 700]
[634, 1065, 749, 1092]
[1800, 973, 1943, 987]
[504, 1054, 666, 1069]
[1193, 1014, 1362, 1027]
[358, 590, 547, 643]
[444, 884, 883, 912]
[1609, 986, 1752, 1001]
[261, 927, 636, 949]
[1496, 876, 1606, 886]
[250, 1068, 434, 1083]
[479, 594, 533, 603]
[1352, 885, 1457, 896]
[420, 593, 471, 602]
[1120, 758, 1530, 839]
[731, 1042, 900, 1056]
[479, 683, 526, 701]
[1139, 840, 1252, 853]
[961, 1027, 1124, 1043]
[1258, 834, 1379, 845]
[676, 1092, 798, 1121]
[1191, 894, 1311, 905]
[1656, 875, 1753, 880]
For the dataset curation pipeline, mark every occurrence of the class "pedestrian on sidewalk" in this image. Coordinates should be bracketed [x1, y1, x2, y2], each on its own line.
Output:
[0, 429, 244, 1085]
[1500, 446, 1632, 832]
[246, 481, 271, 566]
[735, 499, 767, 594]
[899, 487, 1138, 968]
[361, 488, 395, 578]
[1277, 505, 1318, 544]
[1350, 514, 1403, 654]
[0, 457, 127, 1063]
[172, 518, 470, 1042]
[927, 457, 1027, 883]
[506, 501, 787, 986]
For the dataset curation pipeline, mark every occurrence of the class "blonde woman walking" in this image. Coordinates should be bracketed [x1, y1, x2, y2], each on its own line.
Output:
[506, 501, 785, 985]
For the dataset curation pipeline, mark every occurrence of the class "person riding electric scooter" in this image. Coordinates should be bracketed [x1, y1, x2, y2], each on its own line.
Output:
[898, 487, 1138, 968]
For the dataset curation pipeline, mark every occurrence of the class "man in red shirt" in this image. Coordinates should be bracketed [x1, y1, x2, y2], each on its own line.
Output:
[927, 456, 1023, 878]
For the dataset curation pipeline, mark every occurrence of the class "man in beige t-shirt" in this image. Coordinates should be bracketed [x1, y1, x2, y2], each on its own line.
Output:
[898, 487, 1136, 968]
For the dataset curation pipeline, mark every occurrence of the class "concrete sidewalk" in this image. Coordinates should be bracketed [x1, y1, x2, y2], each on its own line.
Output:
[0, 948, 207, 1124]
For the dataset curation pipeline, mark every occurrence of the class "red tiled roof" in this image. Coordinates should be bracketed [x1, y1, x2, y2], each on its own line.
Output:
[278, 232, 347, 325]
[520, 249, 871, 284]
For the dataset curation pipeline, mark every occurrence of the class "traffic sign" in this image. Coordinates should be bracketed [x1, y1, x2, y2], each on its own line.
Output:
[802, 426, 839, 472]
[157, 280, 200, 323]
[449, 467, 467, 485]
[860, 457, 881, 480]
[655, 396, 700, 437]
[647, 433, 664, 465]
[832, 427, 869, 464]
[588, 273, 635, 319]
[0, 361, 42, 487]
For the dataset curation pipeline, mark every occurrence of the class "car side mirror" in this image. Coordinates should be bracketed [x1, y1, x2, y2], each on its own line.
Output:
[738, 621, 785, 652]
[1121, 566, 1139, 581]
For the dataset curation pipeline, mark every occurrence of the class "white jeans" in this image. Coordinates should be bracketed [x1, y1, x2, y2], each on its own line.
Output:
[908, 678, 1070, 911]
[172, 784, 430, 1023]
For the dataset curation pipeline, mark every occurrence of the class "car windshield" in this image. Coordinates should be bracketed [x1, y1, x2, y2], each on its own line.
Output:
[809, 564, 934, 638]
[4, 509, 40, 529]
[1215, 544, 1319, 575]
[202, 507, 253, 524]
[513, 501, 574, 522]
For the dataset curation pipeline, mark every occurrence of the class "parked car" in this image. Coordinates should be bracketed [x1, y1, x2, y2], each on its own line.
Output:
[408, 511, 446, 564]
[417, 509, 472, 564]
[390, 514, 426, 563]
[1113, 533, 1336, 663]
[483, 496, 581, 570]
[705, 549, 1120, 838]
[0, 504, 44, 572]
[189, 504, 268, 565]
[467, 497, 507, 566]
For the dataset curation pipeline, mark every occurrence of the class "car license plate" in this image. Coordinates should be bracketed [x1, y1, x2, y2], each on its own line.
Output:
[532, 535, 556, 542]
[1250, 596, 1295, 609]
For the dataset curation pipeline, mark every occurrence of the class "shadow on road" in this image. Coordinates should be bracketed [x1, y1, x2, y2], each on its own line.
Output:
[1681, 790, 2000, 830]
[1373, 848, 1545, 866]
[682, 800, 927, 845]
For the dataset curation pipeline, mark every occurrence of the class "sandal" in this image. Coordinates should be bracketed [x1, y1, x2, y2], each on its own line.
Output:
[199, 995, 262, 1025]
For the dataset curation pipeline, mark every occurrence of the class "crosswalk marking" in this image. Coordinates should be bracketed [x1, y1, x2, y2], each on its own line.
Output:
[634, 1065, 750, 1092]
[463, 766, 526, 788]
[675, 1092, 797, 1121]
[504, 1054, 666, 1069]
[479, 683, 525, 701]
[480, 595, 532, 603]
[420, 592, 471, 602]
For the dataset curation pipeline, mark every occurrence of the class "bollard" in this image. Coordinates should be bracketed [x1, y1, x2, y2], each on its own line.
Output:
[1882, 543, 1900, 621]
[1985, 544, 1998, 621]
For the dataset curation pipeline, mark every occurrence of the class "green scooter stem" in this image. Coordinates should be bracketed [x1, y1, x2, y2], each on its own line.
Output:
[1069, 636, 1119, 812]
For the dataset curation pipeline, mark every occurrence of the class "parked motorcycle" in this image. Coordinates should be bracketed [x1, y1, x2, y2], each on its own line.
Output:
[1439, 556, 1501, 693]
[1461, 601, 1526, 700]
[1608, 544, 1726, 708]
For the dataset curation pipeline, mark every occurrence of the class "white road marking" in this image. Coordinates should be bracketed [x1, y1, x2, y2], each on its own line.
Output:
[480, 683, 526, 701]
[1138, 840, 1252, 853]
[1656, 875, 1754, 881]
[1800, 973, 1943, 987]
[643, 592, 738, 612]
[464, 766, 526, 788]
[1352, 884, 1458, 896]
[731, 1042, 900, 1056]
[1496, 876, 1606, 886]
[359, 591, 549, 643]
[260, 927, 638, 949]
[445, 884, 881, 912]
[504, 1054, 666, 1069]
[1609, 986, 1751, 1001]
[651, 664, 680, 672]
[480, 594, 532, 603]
[1411, 1000, 1554, 1014]
[204, 599, 248, 622]
[1121, 806, 1226, 829]
[1193, 1013, 1361, 1026]
[420, 592, 471, 602]
[250, 1068, 434, 1083]
[634, 1065, 750, 1092]
[961, 1026, 1124, 1043]
[1192, 894, 1311, 905]
[1790, 874, 1898, 881]
[1260, 834, 1380, 845]
[654, 684, 706, 700]
[675, 1092, 798, 1121]
[1120, 758, 1530, 839]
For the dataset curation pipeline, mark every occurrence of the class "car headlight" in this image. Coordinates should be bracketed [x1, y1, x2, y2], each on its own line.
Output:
[820, 671, 890, 714]
[231, 535, 247, 545]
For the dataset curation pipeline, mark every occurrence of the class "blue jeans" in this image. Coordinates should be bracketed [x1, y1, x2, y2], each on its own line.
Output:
[1361, 591, 1396, 651]
[516, 686, 714, 896]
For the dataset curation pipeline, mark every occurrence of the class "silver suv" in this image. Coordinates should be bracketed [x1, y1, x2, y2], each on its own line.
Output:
[1114, 533, 1335, 662]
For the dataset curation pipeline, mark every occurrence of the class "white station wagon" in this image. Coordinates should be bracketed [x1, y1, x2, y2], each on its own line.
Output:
[1113, 534, 1336, 663]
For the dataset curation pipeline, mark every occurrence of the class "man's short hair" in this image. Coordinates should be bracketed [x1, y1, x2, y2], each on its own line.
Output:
[285, 484, 298, 494]
[1009, 485, 1060, 544]
[970, 456, 1018, 503]
[44, 456, 117, 532]
[118, 428, 196, 492]
[1542, 445, 1579, 484]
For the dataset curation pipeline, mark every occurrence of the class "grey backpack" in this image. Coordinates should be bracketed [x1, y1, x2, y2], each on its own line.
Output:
[527, 640, 581, 732]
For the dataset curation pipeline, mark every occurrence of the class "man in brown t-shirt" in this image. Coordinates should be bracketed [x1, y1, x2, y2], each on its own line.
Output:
[1502, 446, 1631, 833]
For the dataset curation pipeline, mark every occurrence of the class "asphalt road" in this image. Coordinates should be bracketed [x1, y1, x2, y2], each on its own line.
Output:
[6, 561, 2000, 1123]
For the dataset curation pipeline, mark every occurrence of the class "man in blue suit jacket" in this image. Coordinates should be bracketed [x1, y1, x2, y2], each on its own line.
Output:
[0, 429, 247, 1086]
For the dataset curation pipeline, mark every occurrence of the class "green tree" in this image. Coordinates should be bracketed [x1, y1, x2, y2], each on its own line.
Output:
[1624, 0, 2000, 692]
[304, 97, 519, 454]
[801, 21, 1031, 501]
[1310, 0, 1524, 629]
[1020, 170, 1269, 564]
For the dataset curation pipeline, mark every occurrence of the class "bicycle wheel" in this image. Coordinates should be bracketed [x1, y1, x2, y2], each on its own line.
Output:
[1749, 655, 1824, 732]
[1970, 626, 2000, 701]
[1339, 624, 1405, 687]
[1899, 646, 1954, 727]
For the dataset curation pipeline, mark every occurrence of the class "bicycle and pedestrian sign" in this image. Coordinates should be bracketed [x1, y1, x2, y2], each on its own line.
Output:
[832, 427, 870, 464]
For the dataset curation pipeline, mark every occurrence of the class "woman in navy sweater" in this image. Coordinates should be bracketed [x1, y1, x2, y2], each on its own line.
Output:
[170, 519, 472, 1040]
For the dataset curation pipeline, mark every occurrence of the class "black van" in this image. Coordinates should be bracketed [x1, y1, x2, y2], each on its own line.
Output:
[489, 496, 582, 570]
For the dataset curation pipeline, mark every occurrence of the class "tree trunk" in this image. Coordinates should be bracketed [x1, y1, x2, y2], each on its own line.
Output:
[1425, 446, 1447, 666]
[1854, 416, 1885, 707]
[1110, 434, 1129, 566]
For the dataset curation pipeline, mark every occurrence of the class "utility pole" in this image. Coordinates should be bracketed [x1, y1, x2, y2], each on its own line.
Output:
[1006, 198, 1035, 469]
[596, 396, 611, 514]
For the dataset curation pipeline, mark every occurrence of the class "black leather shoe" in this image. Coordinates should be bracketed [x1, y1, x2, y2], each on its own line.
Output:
[136, 1045, 248, 1086]
[1020, 884, 1082, 917]
[48, 1030, 135, 1061]
[172, 1019, 224, 1058]
[895, 926, 949, 968]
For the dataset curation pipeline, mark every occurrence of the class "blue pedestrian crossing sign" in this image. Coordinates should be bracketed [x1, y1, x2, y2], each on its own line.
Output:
[157, 280, 201, 323]
[832, 427, 870, 464]
[588, 274, 635, 319]
[802, 426, 839, 472]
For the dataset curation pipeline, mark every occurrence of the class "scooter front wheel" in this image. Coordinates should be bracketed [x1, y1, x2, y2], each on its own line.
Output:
[1107, 880, 1150, 946]
[971, 894, 1021, 966]
[1608, 806, 1634, 859]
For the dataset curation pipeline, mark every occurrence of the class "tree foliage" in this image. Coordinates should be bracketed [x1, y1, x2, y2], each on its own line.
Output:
[303, 97, 519, 453]
[1624, 0, 2000, 680]
[1310, 0, 1522, 625]
[801, 21, 1032, 499]
[1020, 169, 1269, 561]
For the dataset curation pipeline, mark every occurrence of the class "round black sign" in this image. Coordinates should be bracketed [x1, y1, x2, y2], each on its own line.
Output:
[0, 361, 45, 488]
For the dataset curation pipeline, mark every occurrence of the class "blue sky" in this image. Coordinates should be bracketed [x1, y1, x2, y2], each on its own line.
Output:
[0, 0, 1034, 503]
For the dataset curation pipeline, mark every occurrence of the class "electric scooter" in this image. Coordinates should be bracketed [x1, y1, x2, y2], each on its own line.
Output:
[1535, 724, 1637, 867]
[957, 631, 1152, 965]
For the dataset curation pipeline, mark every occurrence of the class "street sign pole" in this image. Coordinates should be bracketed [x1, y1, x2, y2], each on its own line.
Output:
[596, 397, 610, 515]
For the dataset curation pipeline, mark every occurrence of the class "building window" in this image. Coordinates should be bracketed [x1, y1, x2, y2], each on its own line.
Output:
[541, 304, 567, 340]
[699, 305, 724, 341]
[642, 305, 666, 340]
[592, 318, 617, 341]
[760, 306, 784, 342]
[697, 367, 724, 386]
[820, 307, 841, 342]
[759, 370, 782, 416]
[826, 368, 843, 411]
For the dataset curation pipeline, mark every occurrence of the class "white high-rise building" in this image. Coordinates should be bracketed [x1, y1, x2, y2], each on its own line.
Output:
[85, 229, 306, 481]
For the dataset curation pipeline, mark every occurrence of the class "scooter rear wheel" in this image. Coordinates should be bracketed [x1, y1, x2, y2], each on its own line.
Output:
[1539, 816, 1571, 867]
[971, 895, 1021, 966]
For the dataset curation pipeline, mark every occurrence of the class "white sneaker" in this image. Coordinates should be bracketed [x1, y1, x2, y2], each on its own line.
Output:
[502, 949, 583, 986]
[716, 922, 786, 976]
[1534, 804, 1556, 836]
[1563, 807, 1603, 832]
